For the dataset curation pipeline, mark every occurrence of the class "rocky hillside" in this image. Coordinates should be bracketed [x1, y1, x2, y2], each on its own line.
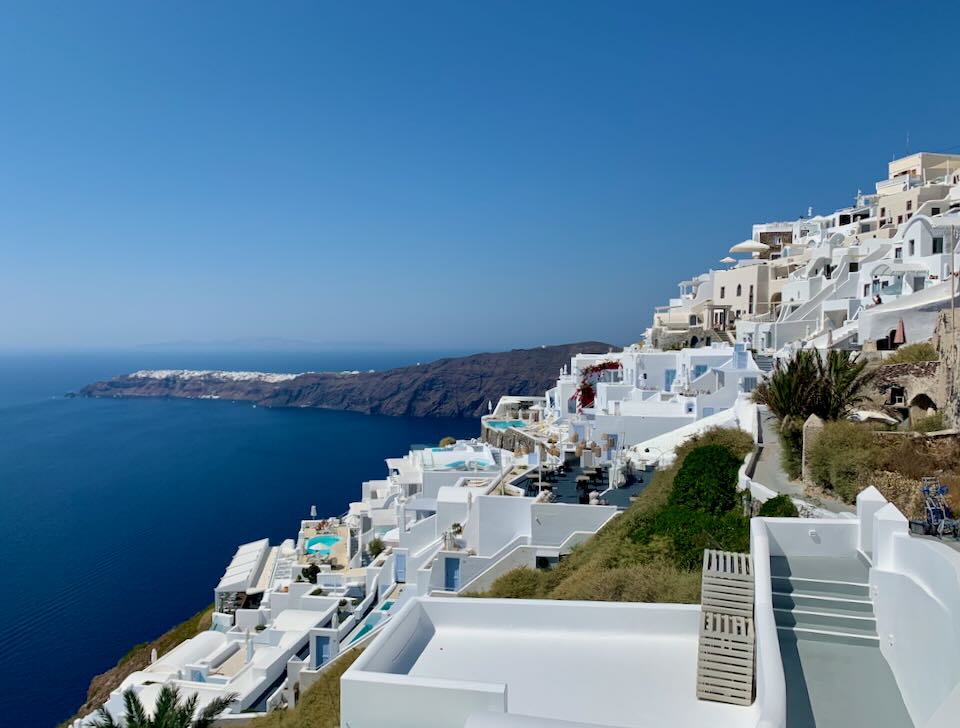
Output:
[79, 342, 615, 417]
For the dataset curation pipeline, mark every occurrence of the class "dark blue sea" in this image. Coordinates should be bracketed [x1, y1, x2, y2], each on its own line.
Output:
[0, 350, 478, 727]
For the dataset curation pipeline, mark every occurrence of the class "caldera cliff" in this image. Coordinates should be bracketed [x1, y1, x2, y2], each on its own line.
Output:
[79, 342, 615, 417]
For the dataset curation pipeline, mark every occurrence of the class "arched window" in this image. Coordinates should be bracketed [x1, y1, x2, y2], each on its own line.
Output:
[736, 284, 742, 297]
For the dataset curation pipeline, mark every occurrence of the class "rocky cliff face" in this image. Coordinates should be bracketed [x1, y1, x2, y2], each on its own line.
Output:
[79, 342, 615, 417]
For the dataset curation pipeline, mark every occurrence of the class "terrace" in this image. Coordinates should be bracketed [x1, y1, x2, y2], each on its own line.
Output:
[342, 598, 760, 728]
[519, 460, 647, 510]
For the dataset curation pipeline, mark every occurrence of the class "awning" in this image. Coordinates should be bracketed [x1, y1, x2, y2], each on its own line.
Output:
[870, 262, 928, 277]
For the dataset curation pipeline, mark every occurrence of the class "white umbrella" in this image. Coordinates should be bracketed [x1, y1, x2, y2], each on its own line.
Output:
[720, 256, 737, 265]
[729, 239, 769, 254]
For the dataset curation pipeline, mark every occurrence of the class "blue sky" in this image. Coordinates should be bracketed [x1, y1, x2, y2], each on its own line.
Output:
[2, 1, 959, 351]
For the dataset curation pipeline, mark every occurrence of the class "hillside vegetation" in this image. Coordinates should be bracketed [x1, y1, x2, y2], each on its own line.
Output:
[475, 427, 755, 602]
[248, 649, 364, 728]
[60, 605, 214, 727]
[808, 420, 960, 515]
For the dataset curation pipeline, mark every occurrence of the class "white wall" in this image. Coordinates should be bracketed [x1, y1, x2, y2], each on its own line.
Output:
[530, 503, 616, 547]
[471, 496, 532, 557]
[870, 503, 960, 727]
[763, 519, 858, 559]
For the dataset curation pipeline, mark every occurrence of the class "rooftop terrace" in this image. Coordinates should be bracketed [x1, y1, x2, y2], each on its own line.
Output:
[343, 598, 760, 728]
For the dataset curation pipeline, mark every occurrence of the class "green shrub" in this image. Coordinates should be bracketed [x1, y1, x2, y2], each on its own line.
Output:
[669, 444, 742, 515]
[778, 418, 804, 480]
[367, 537, 385, 558]
[807, 420, 879, 502]
[913, 412, 945, 433]
[300, 563, 320, 584]
[758, 494, 799, 517]
[885, 342, 937, 364]
[631, 505, 750, 569]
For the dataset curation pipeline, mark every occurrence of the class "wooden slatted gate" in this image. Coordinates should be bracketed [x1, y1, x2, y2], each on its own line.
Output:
[697, 549, 755, 706]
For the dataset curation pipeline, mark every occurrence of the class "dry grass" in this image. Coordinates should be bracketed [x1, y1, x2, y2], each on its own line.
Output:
[870, 435, 960, 514]
[247, 648, 364, 728]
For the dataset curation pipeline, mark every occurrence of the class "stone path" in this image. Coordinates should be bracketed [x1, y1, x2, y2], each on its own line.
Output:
[754, 410, 852, 514]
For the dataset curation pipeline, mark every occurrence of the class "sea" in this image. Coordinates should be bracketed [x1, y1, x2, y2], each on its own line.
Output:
[0, 349, 478, 727]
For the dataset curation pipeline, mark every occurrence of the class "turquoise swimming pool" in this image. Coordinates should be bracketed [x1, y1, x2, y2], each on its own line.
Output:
[380, 600, 395, 611]
[306, 534, 341, 555]
[486, 420, 525, 429]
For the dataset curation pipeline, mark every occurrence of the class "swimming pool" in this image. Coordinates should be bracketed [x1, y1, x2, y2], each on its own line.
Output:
[486, 420, 525, 429]
[380, 600, 395, 611]
[306, 534, 341, 555]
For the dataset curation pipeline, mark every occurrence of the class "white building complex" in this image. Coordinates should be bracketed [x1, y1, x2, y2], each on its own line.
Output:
[342, 486, 960, 728]
[650, 152, 960, 356]
[75, 151, 960, 728]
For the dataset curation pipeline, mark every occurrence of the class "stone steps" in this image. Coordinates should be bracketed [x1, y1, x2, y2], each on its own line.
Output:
[770, 555, 878, 647]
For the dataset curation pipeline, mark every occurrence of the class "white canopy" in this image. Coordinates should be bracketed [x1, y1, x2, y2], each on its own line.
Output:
[719, 256, 737, 264]
[729, 239, 769, 254]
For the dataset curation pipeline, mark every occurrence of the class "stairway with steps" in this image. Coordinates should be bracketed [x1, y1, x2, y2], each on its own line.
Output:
[754, 354, 774, 373]
[770, 555, 878, 647]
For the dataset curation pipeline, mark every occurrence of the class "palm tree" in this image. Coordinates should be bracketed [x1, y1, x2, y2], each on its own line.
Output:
[752, 349, 874, 422]
[93, 685, 237, 728]
[815, 350, 874, 420]
[751, 349, 820, 421]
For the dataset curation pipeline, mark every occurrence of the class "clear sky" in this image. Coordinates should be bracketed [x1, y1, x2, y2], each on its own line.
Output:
[2, 1, 960, 351]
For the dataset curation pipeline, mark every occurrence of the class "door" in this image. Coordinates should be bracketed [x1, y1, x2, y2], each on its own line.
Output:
[314, 635, 330, 668]
[664, 369, 676, 391]
[394, 553, 406, 583]
[444, 557, 461, 591]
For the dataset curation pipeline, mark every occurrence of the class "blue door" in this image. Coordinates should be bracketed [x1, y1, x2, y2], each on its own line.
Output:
[444, 557, 461, 591]
[395, 553, 406, 583]
[664, 369, 676, 391]
[314, 635, 330, 668]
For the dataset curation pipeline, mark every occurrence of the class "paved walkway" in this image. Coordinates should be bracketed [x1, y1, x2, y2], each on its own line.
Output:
[754, 411, 852, 514]
[780, 637, 912, 728]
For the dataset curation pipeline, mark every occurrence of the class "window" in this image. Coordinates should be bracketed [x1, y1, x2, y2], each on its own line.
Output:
[932, 207, 941, 215]
[880, 207, 885, 217]
[897, 215, 903, 224]
[864, 284, 870, 296]
[906, 200, 913, 211]
[895, 247, 902, 259]
[933, 237, 944, 254]
[693, 364, 708, 379]
[908, 240, 915, 256]
[850, 261, 859, 272]
[736, 284, 742, 296]
[720, 286, 725, 298]
[741, 377, 758, 393]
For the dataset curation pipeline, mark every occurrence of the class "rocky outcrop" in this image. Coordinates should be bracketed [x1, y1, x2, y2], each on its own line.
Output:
[79, 342, 615, 418]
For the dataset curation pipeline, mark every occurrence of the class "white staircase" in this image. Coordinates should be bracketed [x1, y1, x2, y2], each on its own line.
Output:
[770, 555, 878, 646]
